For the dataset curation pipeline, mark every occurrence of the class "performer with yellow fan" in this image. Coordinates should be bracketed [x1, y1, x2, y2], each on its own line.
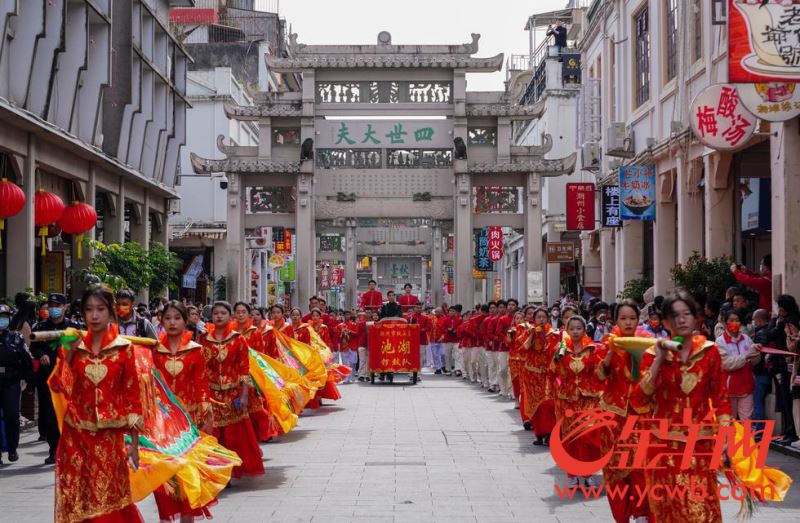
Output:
[49, 285, 146, 523]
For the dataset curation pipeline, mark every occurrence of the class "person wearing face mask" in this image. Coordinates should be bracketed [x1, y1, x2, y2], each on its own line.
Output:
[0, 304, 33, 465]
[586, 302, 610, 342]
[30, 293, 78, 464]
[115, 288, 158, 340]
[715, 310, 761, 422]
[644, 310, 670, 339]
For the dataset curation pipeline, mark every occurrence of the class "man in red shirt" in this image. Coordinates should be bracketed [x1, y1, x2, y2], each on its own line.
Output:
[398, 283, 421, 314]
[494, 299, 516, 398]
[355, 310, 370, 382]
[429, 308, 448, 374]
[405, 303, 431, 375]
[359, 279, 383, 313]
[731, 255, 772, 311]
[444, 305, 462, 376]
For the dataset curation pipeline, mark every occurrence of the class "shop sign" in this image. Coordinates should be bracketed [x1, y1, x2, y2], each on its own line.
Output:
[619, 166, 656, 221]
[279, 256, 295, 282]
[273, 228, 293, 254]
[546, 242, 575, 263]
[319, 234, 343, 252]
[736, 82, 800, 121]
[729, 0, 800, 83]
[493, 279, 502, 301]
[268, 254, 285, 269]
[487, 226, 503, 262]
[565, 183, 595, 231]
[690, 84, 757, 151]
[472, 269, 487, 280]
[41, 251, 64, 294]
[474, 227, 493, 271]
[601, 185, 623, 228]
[527, 270, 544, 303]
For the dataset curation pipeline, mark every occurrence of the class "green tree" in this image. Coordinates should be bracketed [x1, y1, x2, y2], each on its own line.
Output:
[77, 241, 180, 295]
[670, 252, 736, 304]
[617, 277, 652, 304]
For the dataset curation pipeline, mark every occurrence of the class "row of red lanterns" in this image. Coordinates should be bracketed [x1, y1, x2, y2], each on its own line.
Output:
[0, 179, 97, 257]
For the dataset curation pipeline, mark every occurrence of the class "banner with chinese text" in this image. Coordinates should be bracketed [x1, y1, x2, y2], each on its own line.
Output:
[487, 226, 504, 262]
[619, 166, 655, 221]
[729, 0, 800, 83]
[566, 183, 595, 231]
[473, 227, 493, 271]
[601, 186, 622, 228]
[368, 322, 421, 373]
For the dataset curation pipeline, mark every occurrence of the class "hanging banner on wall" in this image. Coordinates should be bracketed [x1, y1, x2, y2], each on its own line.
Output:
[729, 0, 800, 83]
[736, 82, 800, 121]
[690, 84, 757, 151]
[565, 183, 595, 231]
[474, 227, 493, 271]
[619, 166, 656, 221]
[601, 185, 623, 228]
[487, 226, 504, 262]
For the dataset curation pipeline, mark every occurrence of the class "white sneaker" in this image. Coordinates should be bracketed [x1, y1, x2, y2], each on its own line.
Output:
[568, 476, 580, 488]
[790, 439, 800, 449]
[634, 517, 649, 523]
[583, 476, 596, 488]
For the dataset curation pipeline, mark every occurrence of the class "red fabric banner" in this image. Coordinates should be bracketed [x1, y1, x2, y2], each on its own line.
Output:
[368, 322, 421, 373]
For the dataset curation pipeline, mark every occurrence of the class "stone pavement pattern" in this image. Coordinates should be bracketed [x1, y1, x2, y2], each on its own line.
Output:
[2, 373, 800, 522]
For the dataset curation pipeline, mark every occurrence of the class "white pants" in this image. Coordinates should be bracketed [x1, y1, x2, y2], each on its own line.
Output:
[496, 351, 511, 395]
[444, 342, 456, 371]
[484, 349, 497, 388]
[476, 347, 488, 386]
[453, 346, 465, 375]
[357, 347, 369, 378]
[340, 351, 358, 382]
[730, 394, 754, 421]
[430, 343, 446, 370]
[420, 344, 429, 370]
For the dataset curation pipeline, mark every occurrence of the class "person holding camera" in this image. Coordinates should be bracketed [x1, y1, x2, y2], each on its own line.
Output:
[0, 304, 33, 464]
[546, 20, 568, 55]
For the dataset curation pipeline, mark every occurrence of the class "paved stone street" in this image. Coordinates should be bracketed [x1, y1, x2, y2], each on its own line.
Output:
[2, 373, 800, 522]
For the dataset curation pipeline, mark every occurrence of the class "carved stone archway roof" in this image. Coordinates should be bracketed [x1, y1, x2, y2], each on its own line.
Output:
[190, 153, 301, 175]
[266, 53, 504, 73]
[223, 102, 302, 120]
[469, 152, 577, 176]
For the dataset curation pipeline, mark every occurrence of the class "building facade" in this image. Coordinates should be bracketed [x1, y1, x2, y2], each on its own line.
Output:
[191, 32, 576, 309]
[573, 0, 799, 305]
[0, 0, 189, 300]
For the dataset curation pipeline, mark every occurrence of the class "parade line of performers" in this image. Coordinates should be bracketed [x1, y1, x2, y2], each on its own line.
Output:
[12, 281, 796, 523]
[37, 285, 350, 523]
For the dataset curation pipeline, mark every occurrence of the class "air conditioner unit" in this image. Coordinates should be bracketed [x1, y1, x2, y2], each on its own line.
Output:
[608, 158, 622, 171]
[606, 123, 635, 158]
[581, 141, 601, 171]
[168, 198, 181, 214]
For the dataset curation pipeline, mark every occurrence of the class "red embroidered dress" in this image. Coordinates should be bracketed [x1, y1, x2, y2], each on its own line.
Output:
[51, 325, 144, 523]
[549, 335, 604, 475]
[151, 331, 216, 521]
[630, 336, 732, 523]
[522, 323, 558, 437]
[201, 324, 264, 478]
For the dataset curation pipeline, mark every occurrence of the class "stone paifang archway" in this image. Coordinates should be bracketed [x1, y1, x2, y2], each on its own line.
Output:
[191, 32, 576, 307]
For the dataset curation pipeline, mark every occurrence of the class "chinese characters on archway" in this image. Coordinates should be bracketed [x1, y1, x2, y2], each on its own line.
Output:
[335, 122, 435, 146]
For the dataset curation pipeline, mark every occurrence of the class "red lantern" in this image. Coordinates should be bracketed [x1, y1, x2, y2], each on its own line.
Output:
[34, 189, 65, 256]
[58, 201, 97, 259]
[0, 178, 26, 250]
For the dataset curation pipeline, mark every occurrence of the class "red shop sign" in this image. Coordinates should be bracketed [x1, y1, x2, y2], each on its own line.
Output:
[566, 183, 595, 231]
[487, 226, 503, 262]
